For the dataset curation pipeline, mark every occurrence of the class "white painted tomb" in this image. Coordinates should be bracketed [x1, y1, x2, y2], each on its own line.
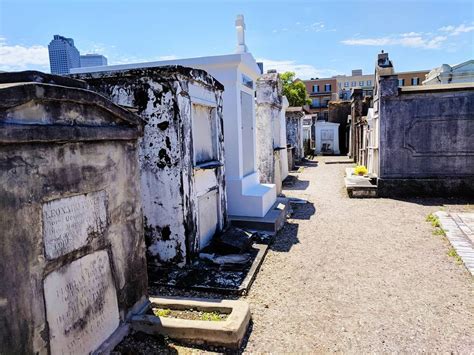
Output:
[72, 15, 277, 218]
[315, 121, 340, 155]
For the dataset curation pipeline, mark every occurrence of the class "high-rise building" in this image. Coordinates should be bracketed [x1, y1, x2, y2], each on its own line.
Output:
[80, 54, 108, 68]
[48, 35, 80, 74]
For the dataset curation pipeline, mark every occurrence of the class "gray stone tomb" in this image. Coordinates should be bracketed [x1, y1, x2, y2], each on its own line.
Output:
[0, 71, 148, 354]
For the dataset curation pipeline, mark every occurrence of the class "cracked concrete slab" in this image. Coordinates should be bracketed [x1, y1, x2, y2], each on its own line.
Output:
[436, 211, 474, 275]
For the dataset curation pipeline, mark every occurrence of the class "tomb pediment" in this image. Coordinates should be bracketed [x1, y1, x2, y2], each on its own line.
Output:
[0, 76, 143, 143]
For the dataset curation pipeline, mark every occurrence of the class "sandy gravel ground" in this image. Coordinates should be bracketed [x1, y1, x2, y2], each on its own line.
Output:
[142, 156, 473, 354]
[243, 156, 473, 353]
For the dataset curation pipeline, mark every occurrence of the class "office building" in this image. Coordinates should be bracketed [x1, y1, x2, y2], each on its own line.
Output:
[80, 54, 108, 68]
[48, 35, 80, 74]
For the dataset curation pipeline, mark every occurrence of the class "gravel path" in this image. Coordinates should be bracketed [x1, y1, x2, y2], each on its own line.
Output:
[243, 156, 474, 353]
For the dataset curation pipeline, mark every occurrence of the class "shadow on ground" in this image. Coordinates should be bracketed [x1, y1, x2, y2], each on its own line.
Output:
[290, 202, 316, 220]
[300, 159, 319, 167]
[270, 222, 300, 253]
[283, 175, 310, 190]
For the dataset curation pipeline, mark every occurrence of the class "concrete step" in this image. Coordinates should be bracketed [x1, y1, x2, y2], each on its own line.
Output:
[229, 197, 289, 234]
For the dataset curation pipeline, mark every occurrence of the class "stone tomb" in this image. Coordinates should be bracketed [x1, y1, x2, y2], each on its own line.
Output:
[71, 15, 277, 220]
[0, 72, 148, 354]
[73, 66, 227, 267]
[286, 107, 305, 162]
[314, 121, 340, 155]
[256, 72, 289, 194]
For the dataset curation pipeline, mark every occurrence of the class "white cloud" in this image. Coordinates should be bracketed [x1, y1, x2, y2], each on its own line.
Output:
[273, 21, 336, 34]
[341, 34, 447, 49]
[0, 39, 49, 71]
[342, 23, 473, 50]
[257, 58, 340, 79]
[401, 32, 423, 37]
[439, 24, 474, 36]
[158, 55, 179, 61]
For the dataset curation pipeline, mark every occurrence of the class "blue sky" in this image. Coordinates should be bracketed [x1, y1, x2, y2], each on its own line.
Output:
[0, 0, 473, 78]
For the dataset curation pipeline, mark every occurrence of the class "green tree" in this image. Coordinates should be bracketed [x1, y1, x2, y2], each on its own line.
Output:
[280, 72, 311, 107]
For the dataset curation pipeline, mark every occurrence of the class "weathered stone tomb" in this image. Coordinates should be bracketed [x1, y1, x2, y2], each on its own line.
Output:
[0, 72, 148, 354]
[363, 52, 474, 196]
[74, 66, 227, 267]
[285, 107, 305, 162]
[256, 71, 289, 194]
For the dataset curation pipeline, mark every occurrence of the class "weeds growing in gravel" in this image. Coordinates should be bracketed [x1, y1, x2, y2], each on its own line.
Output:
[153, 307, 227, 321]
[433, 228, 446, 236]
[200, 312, 224, 321]
[447, 248, 462, 264]
[426, 213, 440, 227]
[155, 308, 171, 317]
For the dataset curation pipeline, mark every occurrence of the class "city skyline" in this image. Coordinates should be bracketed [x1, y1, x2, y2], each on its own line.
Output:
[0, 0, 473, 78]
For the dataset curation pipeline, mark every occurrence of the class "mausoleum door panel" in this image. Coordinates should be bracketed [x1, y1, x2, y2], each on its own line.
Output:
[197, 189, 220, 250]
[241, 91, 255, 176]
[320, 129, 335, 153]
[192, 104, 218, 166]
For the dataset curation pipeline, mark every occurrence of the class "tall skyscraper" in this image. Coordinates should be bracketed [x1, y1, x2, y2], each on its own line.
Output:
[48, 35, 80, 74]
[80, 54, 108, 68]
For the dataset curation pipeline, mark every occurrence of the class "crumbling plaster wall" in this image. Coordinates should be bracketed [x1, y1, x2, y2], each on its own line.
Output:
[75, 67, 227, 267]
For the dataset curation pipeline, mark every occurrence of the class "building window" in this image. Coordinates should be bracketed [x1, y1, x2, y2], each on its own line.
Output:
[411, 77, 419, 85]
[398, 78, 405, 86]
[322, 98, 330, 107]
[324, 84, 331, 92]
[338, 82, 342, 88]
[351, 81, 356, 87]
[312, 85, 319, 93]
[367, 80, 372, 86]
[242, 74, 253, 89]
[359, 81, 364, 86]
[344, 81, 349, 87]
[311, 98, 320, 108]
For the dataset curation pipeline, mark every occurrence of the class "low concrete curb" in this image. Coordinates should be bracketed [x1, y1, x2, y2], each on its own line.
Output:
[435, 211, 474, 276]
[344, 168, 378, 198]
[131, 297, 251, 349]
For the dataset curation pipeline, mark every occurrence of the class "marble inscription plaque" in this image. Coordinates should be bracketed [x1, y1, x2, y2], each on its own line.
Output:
[44, 251, 120, 355]
[43, 190, 107, 259]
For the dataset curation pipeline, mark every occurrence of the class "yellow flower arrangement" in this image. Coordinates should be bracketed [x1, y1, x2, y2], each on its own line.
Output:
[354, 165, 368, 176]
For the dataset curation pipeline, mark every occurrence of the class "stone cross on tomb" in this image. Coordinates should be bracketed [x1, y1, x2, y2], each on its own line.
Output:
[235, 14, 248, 53]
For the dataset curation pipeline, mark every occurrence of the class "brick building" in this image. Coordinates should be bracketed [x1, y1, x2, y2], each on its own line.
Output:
[302, 78, 338, 120]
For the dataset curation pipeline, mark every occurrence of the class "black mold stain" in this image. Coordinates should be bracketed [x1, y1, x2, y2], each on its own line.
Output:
[161, 226, 171, 241]
[165, 136, 171, 150]
[157, 121, 169, 130]
[133, 83, 150, 113]
[157, 148, 171, 168]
